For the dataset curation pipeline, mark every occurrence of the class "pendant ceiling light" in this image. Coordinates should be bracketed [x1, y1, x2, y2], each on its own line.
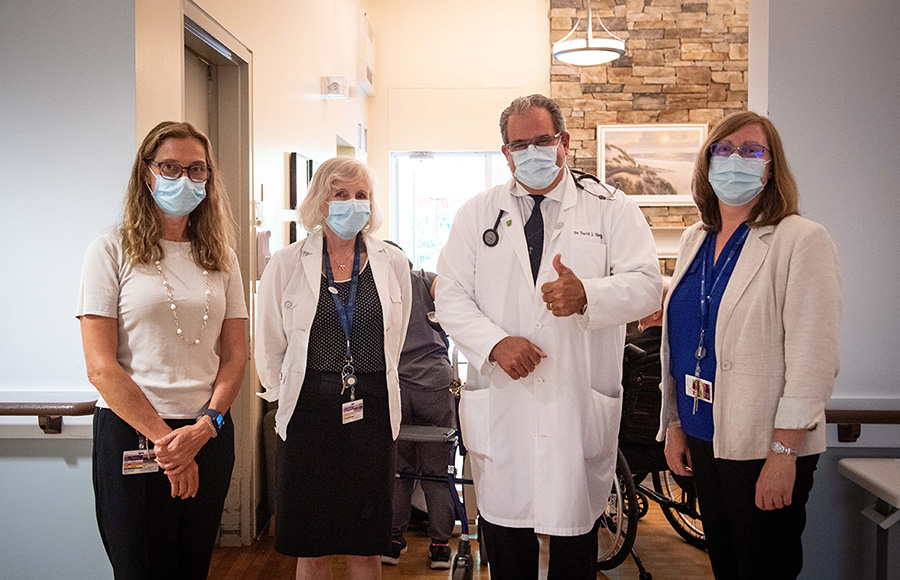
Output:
[552, 0, 625, 66]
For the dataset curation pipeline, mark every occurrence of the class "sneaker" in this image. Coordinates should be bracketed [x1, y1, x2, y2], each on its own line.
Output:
[429, 543, 452, 569]
[381, 538, 407, 565]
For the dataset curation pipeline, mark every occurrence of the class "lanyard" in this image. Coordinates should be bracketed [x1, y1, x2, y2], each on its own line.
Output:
[322, 236, 361, 365]
[694, 224, 749, 375]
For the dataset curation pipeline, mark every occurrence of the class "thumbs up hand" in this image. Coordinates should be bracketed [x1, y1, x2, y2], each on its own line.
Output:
[540, 254, 587, 317]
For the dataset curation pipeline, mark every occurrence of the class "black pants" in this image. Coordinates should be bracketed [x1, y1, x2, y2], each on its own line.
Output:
[92, 408, 234, 580]
[687, 436, 818, 580]
[479, 517, 600, 580]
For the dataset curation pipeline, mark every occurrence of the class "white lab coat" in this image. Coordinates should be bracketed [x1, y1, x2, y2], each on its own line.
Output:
[435, 172, 661, 535]
[255, 232, 412, 441]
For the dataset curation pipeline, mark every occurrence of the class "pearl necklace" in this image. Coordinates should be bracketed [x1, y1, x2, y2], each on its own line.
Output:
[155, 260, 211, 345]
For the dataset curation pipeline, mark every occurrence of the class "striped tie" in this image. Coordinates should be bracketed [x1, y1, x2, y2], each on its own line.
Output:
[524, 194, 545, 283]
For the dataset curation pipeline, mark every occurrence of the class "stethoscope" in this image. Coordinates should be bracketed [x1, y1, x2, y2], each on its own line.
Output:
[482, 170, 619, 247]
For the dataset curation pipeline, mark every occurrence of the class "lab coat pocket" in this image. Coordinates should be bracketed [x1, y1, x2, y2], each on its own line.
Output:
[583, 388, 621, 459]
[459, 388, 491, 458]
[570, 239, 608, 280]
[281, 292, 300, 332]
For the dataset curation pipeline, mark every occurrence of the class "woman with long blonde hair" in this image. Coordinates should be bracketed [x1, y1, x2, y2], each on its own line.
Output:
[77, 121, 248, 579]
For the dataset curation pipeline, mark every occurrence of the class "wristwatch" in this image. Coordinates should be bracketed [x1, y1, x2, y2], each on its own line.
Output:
[771, 441, 798, 456]
[202, 409, 224, 437]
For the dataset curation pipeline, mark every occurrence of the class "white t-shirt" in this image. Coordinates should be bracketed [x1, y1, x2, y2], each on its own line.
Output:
[77, 232, 248, 419]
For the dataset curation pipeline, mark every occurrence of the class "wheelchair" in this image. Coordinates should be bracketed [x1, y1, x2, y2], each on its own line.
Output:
[596, 341, 706, 579]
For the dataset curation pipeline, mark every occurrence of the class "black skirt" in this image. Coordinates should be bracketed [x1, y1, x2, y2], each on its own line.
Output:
[274, 369, 394, 557]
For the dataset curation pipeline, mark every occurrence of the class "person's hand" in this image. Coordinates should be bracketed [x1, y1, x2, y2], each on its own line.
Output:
[154, 422, 211, 472]
[166, 458, 200, 499]
[489, 337, 547, 380]
[664, 424, 692, 476]
[540, 254, 587, 317]
[755, 454, 796, 510]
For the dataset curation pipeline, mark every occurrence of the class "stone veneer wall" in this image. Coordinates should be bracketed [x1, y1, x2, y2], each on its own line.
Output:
[549, 0, 749, 273]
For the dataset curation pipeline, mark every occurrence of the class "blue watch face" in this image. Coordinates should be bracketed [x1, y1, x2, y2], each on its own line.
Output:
[207, 410, 224, 428]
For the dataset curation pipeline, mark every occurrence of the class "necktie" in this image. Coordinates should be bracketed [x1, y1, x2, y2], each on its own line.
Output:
[524, 194, 545, 283]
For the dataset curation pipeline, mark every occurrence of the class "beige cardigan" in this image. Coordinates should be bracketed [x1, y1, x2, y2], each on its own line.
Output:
[657, 215, 842, 460]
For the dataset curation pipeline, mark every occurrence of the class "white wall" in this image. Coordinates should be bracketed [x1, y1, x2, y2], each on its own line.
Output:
[0, 1, 136, 575]
[768, 0, 900, 403]
[366, 0, 551, 235]
[0, 0, 136, 396]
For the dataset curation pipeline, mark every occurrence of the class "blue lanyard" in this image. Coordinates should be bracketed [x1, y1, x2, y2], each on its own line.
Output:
[322, 236, 361, 363]
[695, 224, 749, 372]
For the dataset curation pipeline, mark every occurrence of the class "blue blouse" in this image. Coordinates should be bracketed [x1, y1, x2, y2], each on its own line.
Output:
[667, 223, 749, 441]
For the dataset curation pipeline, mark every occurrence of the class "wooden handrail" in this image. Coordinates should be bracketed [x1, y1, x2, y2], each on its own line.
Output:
[825, 410, 900, 425]
[825, 409, 900, 443]
[0, 401, 97, 417]
[0, 400, 97, 434]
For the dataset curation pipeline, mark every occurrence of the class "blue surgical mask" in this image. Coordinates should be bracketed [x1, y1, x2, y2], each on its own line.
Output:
[708, 154, 768, 207]
[326, 199, 371, 240]
[147, 176, 207, 217]
[510, 145, 562, 190]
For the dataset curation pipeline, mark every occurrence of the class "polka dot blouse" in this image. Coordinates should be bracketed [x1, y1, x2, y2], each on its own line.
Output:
[306, 263, 386, 373]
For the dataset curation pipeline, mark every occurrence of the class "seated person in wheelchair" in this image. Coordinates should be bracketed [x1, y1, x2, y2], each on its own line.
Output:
[381, 243, 456, 570]
[620, 277, 669, 474]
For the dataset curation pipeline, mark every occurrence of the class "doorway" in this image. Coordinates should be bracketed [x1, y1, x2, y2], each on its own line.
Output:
[182, 2, 258, 547]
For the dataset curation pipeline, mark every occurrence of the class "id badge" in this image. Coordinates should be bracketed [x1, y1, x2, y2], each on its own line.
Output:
[685, 374, 713, 403]
[122, 449, 158, 475]
[342, 399, 364, 424]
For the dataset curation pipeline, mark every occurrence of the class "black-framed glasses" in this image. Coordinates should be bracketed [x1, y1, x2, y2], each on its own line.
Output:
[147, 160, 210, 183]
[709, 142, 769, 159]
[506, 132, 562, 153]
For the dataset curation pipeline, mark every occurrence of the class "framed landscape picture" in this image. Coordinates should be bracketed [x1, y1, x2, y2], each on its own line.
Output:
[597, 124, 706, 205]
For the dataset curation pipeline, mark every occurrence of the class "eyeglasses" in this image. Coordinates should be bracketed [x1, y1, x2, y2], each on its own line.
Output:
[506, 132, 562, 153]
[709, 142, 769, 159]
[147, 160, 211, 183]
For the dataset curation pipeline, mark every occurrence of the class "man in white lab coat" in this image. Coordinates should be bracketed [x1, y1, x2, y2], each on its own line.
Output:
[435, 94, 662, 580]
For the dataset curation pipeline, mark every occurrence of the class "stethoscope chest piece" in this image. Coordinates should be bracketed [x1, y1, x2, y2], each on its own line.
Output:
[482, 209, 506, 247]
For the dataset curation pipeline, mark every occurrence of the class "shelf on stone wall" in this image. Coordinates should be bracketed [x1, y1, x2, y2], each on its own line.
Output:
[650, 226, 684, 259]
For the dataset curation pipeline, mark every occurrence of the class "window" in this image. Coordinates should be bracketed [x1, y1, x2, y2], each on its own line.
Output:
[390, 151, 510, 271]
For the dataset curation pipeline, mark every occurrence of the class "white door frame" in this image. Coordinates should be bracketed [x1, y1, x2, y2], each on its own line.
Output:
[182, 0, 258, 547]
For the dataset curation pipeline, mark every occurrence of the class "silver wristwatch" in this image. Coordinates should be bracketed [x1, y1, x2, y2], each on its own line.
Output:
[771, 441, 798, 456]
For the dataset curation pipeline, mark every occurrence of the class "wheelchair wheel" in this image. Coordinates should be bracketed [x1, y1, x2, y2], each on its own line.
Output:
[651, 470, 706, 550]
[597, 448, 639, 570]
[636, 488, 649, 519]
[450, 539, 474, 580]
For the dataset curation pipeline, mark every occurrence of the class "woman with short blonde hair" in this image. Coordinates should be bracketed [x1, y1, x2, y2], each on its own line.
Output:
[257, 156, 411, 580]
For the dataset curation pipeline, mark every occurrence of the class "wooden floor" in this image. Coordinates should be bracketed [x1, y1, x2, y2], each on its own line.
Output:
[209, 500, 713, 580]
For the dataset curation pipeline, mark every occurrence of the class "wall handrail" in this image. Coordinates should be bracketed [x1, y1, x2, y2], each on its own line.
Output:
[825, 409, 900, 443]
[0, 400, 97, 434]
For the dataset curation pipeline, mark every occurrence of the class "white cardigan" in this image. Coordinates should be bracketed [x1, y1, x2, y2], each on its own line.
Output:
[657, 215, 842, 460]
[255, 232, 412, 440]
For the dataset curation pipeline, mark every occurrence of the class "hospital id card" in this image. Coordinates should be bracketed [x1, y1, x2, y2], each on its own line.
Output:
[685, 375, 713, 402]
[342, 399, 364, 424]
[122, 449, 158, 475]
[685, 374, 713, 415]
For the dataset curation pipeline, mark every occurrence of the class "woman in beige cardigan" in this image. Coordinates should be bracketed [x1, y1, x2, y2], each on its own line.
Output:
[661, 111, 841, 580]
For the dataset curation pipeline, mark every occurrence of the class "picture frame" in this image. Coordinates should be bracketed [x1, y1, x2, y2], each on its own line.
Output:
[597, 124, 706, 205]
[286, 152, 314, 243]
